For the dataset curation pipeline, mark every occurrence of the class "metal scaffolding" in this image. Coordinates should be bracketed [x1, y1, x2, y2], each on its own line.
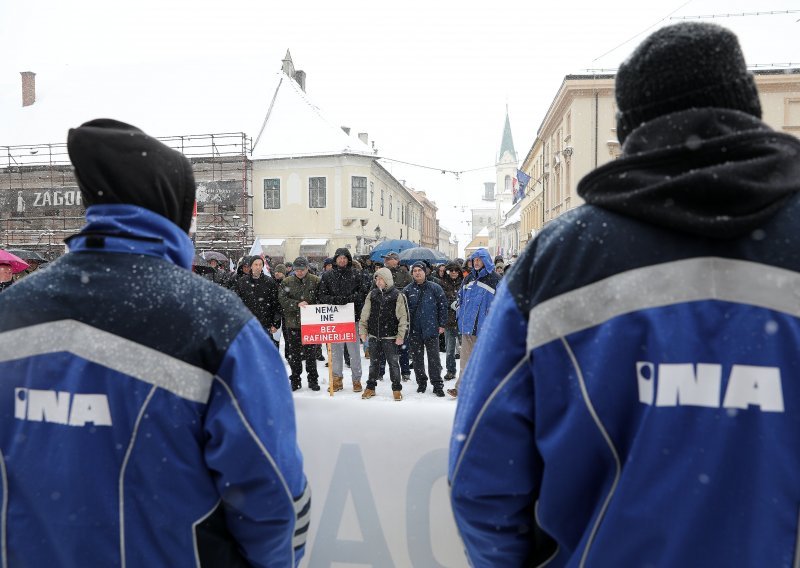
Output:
[1, 132, 253, 261]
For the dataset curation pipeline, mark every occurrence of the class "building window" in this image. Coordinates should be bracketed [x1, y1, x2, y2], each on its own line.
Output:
[401, 204, 405, 224]
[389, 195, 393, 219]
[263, 178, 280, 209]
[351, 176, 367, 208]
[505, 175, 512, 192]
[309, 177, 326, 208]
[370, 182, 374, 211]
[380, 189, 385, 216]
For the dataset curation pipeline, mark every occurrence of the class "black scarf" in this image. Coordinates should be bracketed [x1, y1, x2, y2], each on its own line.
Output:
[578, 108, 800, 239]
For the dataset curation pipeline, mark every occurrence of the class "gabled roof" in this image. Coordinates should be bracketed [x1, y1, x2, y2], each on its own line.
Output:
[0, 56, 374, 160]
[251, 71, 373, 160]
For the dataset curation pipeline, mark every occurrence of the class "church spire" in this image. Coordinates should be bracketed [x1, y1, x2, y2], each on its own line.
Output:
[499, 107, 516, 163]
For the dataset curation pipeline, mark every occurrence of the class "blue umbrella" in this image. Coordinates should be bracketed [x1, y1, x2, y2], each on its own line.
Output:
[370, 239, 417, 262]
[397, 247, 449, 265]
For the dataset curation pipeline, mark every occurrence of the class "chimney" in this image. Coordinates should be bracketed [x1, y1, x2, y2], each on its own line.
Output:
[358, 132, 368, 145]
[341, 126, 351, 136]
[293, 70, 306, 92]
[21, 71, 36, 107]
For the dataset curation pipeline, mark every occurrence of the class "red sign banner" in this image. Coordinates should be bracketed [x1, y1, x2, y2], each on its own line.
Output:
[301, 303, 356, 345]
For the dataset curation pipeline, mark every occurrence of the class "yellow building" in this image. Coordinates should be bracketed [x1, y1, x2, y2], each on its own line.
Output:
[517, 69, 800, 249]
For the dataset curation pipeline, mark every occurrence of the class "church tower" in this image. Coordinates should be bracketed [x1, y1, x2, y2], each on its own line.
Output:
[492, 108, 518, 253]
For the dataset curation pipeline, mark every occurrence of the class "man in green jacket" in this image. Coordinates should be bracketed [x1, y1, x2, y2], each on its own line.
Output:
[278, 256, 322, 391]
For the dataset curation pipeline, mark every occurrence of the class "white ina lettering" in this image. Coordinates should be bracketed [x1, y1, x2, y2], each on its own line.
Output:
[636, 362, 784, 413]
[14, 388, 113, 426]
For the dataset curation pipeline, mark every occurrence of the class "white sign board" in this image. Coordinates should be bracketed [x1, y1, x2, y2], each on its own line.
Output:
[300, 303, 357, 345]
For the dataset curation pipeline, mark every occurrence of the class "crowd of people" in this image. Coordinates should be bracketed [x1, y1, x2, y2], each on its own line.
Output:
[185, 243, 511, 400]
[3, 20, 798, 567]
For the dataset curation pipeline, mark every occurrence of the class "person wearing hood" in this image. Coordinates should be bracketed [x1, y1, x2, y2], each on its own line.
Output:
[358, 267, 409, 400]
[404, 261, 448, 397]
[449, 23, 800, 567]
[450, 247, 500, 398]
[378, 251, 412, 380]
[0, 119, 309, 567]
[318, 247, 366, 392]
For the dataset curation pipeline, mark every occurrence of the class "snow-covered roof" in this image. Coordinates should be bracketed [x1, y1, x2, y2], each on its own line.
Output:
[1, 59, 375, 160]
[250, 71, 373, 160]
[476, 226, 490, 237]
[501, 207, 521, 228]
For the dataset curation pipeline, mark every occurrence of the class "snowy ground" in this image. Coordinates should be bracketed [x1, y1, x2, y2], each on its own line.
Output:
[277, 340, 458, 404]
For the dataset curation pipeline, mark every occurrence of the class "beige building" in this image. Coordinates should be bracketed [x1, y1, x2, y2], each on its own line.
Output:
[251, 155, 424, 264]
[438, 224, 459, 260]
[464, 227, 489, 257]
[516, 69, 800, 249]
[248, 52, 429, 264]
[410, 189, 438, 250]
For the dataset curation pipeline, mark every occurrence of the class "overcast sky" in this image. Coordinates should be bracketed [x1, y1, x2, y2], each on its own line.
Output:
[1, 0, 797, 252]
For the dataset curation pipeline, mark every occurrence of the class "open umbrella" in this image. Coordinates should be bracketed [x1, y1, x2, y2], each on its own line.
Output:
[0, 250, 30, 274]
[397, 247, 449, 266]
[369, 239, 417, 262]
[5, 249, 47, 263]
[192, 254, 216, 275]
[202, 251, 228, 263]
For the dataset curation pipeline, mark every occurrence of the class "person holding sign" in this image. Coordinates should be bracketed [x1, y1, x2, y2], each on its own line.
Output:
[318, 248, 365, 393]
[358, 267, 409, 400]
[278, 256, 322, 391]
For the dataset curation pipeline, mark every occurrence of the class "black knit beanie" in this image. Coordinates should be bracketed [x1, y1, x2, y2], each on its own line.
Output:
[615, 22, 762, 144]
[67, 118, 196, 232]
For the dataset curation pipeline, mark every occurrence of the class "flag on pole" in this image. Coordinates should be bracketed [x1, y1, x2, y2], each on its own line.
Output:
[516, 170, 531, 202]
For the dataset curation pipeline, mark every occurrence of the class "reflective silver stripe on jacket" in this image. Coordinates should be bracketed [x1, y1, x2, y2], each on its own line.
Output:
[528, 257, 800, 351]
[0, 319, 213, 403]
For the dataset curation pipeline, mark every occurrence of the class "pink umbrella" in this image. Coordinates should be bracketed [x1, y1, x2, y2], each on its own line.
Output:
[0, 250, 30, 274]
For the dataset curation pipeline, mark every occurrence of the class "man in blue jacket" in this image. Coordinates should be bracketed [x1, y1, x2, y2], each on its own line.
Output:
[404, 261, 448, 396]
[449, 247, 500, 398]
[449, 23, 800, 567]
[0, 119, 310, 568]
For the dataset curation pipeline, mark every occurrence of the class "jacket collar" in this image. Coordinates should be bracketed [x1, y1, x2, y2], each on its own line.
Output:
[65, 204, 194, 269]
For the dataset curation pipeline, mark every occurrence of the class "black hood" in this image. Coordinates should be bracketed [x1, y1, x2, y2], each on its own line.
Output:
[67, 118, 196, 232]
[578, 108, 800, 239]
[333, 247, 352, 267]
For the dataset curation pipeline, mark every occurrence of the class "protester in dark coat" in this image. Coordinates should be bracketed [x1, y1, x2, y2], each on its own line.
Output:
[236, 256, 281, 348]
[0, 119, 309, 567]
[404, 261, 448, 396]
[449, 22, 800, 568]
[440, 261, 463, 380]
[278, 256, 321, 391]
[318, 247, 365, 392]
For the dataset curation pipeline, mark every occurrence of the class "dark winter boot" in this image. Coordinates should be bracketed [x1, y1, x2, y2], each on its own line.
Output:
[416, 381, 427, 394]
[308, 379, 320, 391]
[433, 386, 445, 398]
[444, 372, 456, 381]
[290, 378, 301, 391]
